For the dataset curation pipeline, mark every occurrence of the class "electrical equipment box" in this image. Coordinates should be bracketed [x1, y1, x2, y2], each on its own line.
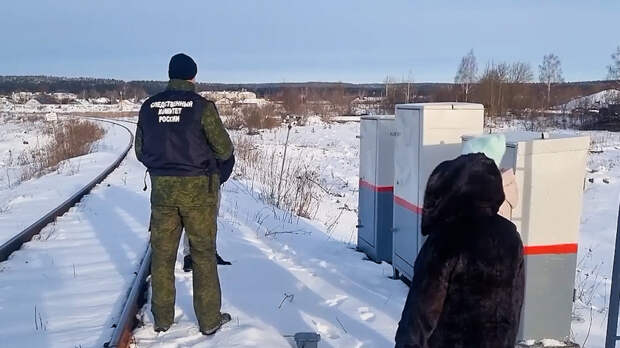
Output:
[463, 132, 589, 342]
[358, 115, 396, 263]
[392, 103, 484, 281]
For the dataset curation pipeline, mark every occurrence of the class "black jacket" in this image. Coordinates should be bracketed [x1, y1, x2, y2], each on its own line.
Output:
[395, 154, 525, 348]
[137, 80, 221, 176]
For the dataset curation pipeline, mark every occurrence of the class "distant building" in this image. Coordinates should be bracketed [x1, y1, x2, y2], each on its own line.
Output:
[91, 97, 111, 105]
[24, 99, 41, 108]
[199, 91, 268, 107]
[45, 112, 58, 122]
[11, 92, 38, 104]
[51, 93, 78, 103]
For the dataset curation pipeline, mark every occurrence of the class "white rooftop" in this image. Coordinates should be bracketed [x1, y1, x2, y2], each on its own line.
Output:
[396, 102, 484, 110]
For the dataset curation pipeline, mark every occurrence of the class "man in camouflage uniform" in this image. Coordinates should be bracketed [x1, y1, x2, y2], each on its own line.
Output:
[135, 53, 233, 335]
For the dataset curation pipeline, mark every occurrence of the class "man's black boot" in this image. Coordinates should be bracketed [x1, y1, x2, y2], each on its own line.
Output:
[216, 252, 232, 265]
[201, 313, 232, 335]
[183, 255, 192, 272]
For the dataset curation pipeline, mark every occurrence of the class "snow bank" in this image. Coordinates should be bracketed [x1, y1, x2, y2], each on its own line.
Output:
[0, 120, 132, 245]
[0, 122, 151, 347]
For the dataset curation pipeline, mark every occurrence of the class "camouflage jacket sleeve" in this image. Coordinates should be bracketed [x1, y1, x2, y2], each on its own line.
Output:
[201, 101, 233, 160]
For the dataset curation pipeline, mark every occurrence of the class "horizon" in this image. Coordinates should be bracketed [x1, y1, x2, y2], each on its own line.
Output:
[2, 74, 619, 86]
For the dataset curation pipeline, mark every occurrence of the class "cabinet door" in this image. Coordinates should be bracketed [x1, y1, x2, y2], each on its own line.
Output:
[358, 120, 377, 247]
[393, 109, 421, 279]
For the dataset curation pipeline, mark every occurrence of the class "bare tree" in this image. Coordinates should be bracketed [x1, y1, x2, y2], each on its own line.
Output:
[382, 75, 411, 113]
[507, 62, 535, 114]
[455, 49, 478, 102]
[323, 83, 355, 116]
[384, 76, 396, 100]
[280, 87, 305, 115]
[608, 46, 620, 85]
[477, 62, 510, 117]
[510, 62, 534, 83]
[405, 70, 415, 103]
[539, 53, 564, 108]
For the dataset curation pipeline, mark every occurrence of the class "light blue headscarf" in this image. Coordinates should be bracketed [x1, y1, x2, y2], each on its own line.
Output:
[462, 134, 506, 167]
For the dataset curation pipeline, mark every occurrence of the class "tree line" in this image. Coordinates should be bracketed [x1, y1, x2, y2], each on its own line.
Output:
[451, 47, 620, 117]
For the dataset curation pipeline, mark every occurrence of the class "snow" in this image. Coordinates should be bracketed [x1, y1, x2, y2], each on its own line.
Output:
[0, 118, 132, 246]
[562, 89, 620, 110]
[0, 121, 151, 347]
[0, 114, 51, 191]
[229, 119, 362, 244]
[0, 95, 141, 114]
[133, 178, 407, 348]
[521, 339, 569, 347]
[570, 144, 620, 347]
[199, 91, 269, 107]
[24, 98, 41, 107]
[541, 339, 568, 347]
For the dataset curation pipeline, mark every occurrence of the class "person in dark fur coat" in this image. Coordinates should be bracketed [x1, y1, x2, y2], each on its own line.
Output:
[395, 153, 525, 348]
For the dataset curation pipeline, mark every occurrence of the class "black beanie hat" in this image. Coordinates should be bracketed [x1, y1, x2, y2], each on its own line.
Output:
[168, 53, 197, 80]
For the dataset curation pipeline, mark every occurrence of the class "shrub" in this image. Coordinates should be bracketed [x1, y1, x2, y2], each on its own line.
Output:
[19, 119, 105, 181]
[224, 104, 282, 133]
[232, 133, 319, 220]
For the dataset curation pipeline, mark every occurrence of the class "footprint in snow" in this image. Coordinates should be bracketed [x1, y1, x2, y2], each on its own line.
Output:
[325, 295, 348, 307]
[358, 307, 376, 321]
[312, 320, 340, 339]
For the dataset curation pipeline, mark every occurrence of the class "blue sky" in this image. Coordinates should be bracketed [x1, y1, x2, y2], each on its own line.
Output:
[1, 0, 619, 83]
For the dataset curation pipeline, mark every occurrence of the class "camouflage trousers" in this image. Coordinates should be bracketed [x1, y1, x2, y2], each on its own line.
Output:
[150, 202, 221, 330]
[182, 190, 221, 256]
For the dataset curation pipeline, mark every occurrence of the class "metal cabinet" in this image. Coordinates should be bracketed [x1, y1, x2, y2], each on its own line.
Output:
[465, 132, 590, 342]
[358, 115, 395, 263]
[392, 103, 484, 281]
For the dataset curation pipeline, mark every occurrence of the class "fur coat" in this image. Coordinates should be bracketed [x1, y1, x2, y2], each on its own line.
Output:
[395, 154, 525, 348]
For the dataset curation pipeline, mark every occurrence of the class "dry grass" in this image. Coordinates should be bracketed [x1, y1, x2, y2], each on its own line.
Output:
[223, 104, 282, 133]
[232, 133, 319, 220]
[19, 120, 105, 181]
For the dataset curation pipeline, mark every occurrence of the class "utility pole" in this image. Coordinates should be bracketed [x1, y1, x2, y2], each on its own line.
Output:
[406, 69, 413, 103]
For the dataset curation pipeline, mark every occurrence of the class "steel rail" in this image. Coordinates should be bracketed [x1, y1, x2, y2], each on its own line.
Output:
[0, 118, 135, 261]
[104, 245, 151, 348]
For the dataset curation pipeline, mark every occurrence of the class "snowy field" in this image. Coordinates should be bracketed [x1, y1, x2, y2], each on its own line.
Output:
[0, 119, 151, 347]
[230, 120, 362, 244]
[0, 117, 619, 347]
[0, 113, 51, 191]
[0, 115, 132, 245]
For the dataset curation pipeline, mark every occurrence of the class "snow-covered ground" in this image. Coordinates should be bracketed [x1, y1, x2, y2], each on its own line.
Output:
[571, 133, 620, 347]
[1, 116, 620, 347]
[0, 99, 141, 114]
[230, 120, 362, 245]
[0, 113, 51, 191]
[0, 121, 151, 347]
[132, 121, 620, 348]
[134, 179, 407, 348]
[562, 89, 620, 111]
[0, 116, 132, 245]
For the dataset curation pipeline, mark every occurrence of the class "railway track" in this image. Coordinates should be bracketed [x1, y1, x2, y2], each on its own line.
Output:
[94, 118, 154, 348]
[74, 118, 153, 348]
[0, 117, 135, 261]
[0, 116, 152, 348]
